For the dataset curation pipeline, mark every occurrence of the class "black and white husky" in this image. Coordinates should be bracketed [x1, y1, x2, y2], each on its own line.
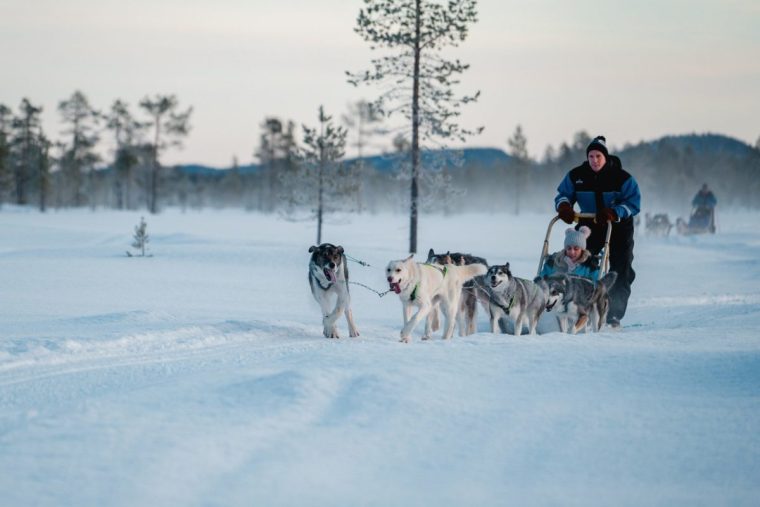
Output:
[308, 243, 359, 339]
[386, 255, 487, 343]
[541, 272, 618, 333]
[485, 262, 549, 336]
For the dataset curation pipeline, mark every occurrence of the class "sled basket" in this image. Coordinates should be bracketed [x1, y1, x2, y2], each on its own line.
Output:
[537, 212, 612, 278]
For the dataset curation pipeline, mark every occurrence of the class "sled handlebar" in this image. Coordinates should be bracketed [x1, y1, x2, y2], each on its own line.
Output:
[537, 213, 613, 277]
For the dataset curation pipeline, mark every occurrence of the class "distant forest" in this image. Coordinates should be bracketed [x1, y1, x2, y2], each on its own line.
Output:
[1, 94, 758, 216]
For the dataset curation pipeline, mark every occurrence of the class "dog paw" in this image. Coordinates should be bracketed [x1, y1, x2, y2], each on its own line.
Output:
[350, 330, 360, 337]
[399, 336, 410, 343]
[421, 335, 431, 341]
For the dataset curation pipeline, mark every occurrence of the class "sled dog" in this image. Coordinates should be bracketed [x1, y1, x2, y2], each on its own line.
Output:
[308, 243, 359, 338]
[644, 212, 673, 238]
[426, 249, 489, 336]
[386, 255, 487, 343]
[485, 262, 549, 336]
[541, 272, 618, 333]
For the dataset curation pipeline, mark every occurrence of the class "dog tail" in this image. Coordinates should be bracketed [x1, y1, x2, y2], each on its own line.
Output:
[451, 262, 488, 281]
[458, 264, 488, 280]
[599, 271, 618, 290]
[590, 271, 618, 306]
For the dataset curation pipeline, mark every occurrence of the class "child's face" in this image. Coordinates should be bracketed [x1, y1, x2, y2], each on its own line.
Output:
[564, 245, 582, 262]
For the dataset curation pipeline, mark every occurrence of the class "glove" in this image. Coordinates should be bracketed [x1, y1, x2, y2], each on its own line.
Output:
[557, 202, 575, 224]
[596, 207, 617, 224]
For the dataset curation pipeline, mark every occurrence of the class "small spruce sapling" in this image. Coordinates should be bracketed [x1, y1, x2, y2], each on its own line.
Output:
[127, 216, 150, 257]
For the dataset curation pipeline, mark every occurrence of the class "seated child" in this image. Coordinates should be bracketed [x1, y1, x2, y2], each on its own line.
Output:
[539, 226, 599, 282]
[539, 226, 600, 331]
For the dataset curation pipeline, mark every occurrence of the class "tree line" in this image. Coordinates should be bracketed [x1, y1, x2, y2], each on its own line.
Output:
[0, 92, 192, 213]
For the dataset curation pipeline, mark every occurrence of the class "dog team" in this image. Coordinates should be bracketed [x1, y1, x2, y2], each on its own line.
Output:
[308, 224, 618, 342]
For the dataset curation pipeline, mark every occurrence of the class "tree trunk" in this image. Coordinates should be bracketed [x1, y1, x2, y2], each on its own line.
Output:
[150, 121, 160, 214]
[409, 0, 422, 254]
[317, 159, 324, 245]
[317, 126, 325, 245]
[38, 144, 47, 212]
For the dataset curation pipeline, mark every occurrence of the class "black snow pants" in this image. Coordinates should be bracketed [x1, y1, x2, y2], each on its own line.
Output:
[582, 217, 636, 323]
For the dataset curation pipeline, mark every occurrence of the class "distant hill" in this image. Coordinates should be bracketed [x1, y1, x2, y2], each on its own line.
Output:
[619, 133, 756, 160]
[175, 134, 756, 177]
[175, 147, 513, 175]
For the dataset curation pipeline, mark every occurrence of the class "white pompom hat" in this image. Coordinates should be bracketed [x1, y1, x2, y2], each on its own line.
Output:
[564, 226, 591, 250]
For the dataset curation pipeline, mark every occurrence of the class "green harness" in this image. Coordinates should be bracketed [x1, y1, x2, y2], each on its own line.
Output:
[409, 264, 448, 302]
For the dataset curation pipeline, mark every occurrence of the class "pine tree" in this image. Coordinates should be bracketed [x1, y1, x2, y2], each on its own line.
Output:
[341, 100, 386, 159]
[348, 0, 482, 252]
[10, 98, 44, 206]
[36, 133, 52, 212]
[254, 117, 297, 212]
[129, 216, 149, 257]
[507, 125, 531, 215]
[139, 95, 193, 214]
[285, 106, 354, 244]
[105, 100, 148, 210]
[58, 91, 101, 207]
[0, 104, 11, 206]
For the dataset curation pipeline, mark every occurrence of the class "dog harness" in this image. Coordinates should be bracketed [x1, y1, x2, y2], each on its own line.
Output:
[409, 264, 448, 302]
[491, 294, 515, 314]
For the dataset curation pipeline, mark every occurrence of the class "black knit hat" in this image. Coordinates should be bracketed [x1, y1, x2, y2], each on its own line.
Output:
[586, 135, 608, 157]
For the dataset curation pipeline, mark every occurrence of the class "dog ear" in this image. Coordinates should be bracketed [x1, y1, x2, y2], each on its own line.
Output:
[405, 254, 414, 262]
[428, 248, 435, 257]
[337, 245, 344, 255]
[308, 246, 316, 253]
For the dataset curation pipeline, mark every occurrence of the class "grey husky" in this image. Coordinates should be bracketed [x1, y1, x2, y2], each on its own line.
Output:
[308, 243, 360, 338]
[485, 262, 549, 336]
[541, 272, 618, 333]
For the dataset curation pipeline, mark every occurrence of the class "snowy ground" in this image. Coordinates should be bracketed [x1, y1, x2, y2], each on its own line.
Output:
[1, 207, 759, 507]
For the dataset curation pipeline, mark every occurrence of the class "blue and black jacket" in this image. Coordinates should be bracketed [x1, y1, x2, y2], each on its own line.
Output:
[554, 155, 641, 221]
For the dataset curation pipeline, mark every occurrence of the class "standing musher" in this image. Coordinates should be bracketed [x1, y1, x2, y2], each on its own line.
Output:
[554, 135, 641, 329]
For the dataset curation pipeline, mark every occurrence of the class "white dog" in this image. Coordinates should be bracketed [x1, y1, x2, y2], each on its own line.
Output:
[386, 255, 487, 343]
[308, 243, 360, 338]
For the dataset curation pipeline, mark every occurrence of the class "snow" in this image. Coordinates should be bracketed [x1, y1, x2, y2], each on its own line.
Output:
[1, 207, 759, 507]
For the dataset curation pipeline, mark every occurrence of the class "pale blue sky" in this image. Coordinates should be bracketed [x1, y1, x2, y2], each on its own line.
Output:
[2, 0, 758, 166]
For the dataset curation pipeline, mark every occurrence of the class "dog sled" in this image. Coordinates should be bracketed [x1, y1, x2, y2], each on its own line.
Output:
[537, 213, 616, 333]
[537, 212, 612, 278]
[676, 206, 716, 235]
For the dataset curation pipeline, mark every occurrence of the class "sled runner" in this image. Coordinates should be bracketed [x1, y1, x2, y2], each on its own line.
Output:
[537, 212, 612, 278]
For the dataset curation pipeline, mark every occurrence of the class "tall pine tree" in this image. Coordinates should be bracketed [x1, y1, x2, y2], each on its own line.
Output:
[58, 91, 101, 207]
[348, 0, 482, 252]
[139, 95, 192, 214]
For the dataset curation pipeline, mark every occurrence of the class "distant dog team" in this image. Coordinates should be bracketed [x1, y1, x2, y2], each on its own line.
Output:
[307, 243, 618, 341]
